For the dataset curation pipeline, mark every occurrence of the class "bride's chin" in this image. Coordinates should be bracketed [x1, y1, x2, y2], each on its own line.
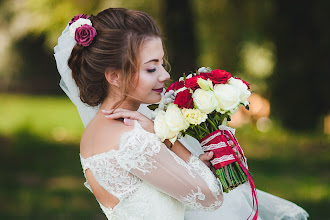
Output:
[144, 95, 162, 105]
[155, 94, 162, 103]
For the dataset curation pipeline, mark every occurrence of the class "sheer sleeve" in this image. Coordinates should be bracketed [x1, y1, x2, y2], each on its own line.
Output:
[116, 121, 223, 211]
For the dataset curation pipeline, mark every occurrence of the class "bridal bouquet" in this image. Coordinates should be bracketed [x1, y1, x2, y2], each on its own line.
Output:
[149, 67, 255, 194]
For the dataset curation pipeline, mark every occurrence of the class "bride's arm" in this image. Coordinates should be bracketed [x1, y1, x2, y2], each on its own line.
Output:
[164, 139, 215, 172]
[116, 124, 223, 211]
[103, 109, 223, 211]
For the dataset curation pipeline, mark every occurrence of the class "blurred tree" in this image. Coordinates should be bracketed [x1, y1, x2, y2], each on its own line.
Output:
[194, 0, 275, 95]
[0, 0, 103, 94]
[11, 34, 61, 94]
[162, 0, 197, 79]
[269, 0, 330, 130]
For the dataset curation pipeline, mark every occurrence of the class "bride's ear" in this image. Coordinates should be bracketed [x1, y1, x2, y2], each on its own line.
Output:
[105, 70, 121, 87]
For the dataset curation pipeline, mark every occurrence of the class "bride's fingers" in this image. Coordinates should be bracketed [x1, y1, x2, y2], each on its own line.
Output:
[123, 118, 134, 126]
[105, 112, 140, 121]
[199, 151, 214, 161]
[199, 152, 214, 169]
[102, 108, 130, 115]
[228, 140, 234, 146]
[102, 109, 154, 132]
[101, 109, 114, 115]
[232, 147, 242, 160]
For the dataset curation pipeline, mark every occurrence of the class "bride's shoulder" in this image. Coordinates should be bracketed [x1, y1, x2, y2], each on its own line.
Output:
[80, 116, 134, 158]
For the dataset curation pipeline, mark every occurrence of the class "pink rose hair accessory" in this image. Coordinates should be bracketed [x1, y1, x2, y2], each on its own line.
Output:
[69, 14, 97, 47]
[75, 24, 97, 46]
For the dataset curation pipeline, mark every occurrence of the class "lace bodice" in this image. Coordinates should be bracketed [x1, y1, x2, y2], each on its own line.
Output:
[80, 121, 223, 219]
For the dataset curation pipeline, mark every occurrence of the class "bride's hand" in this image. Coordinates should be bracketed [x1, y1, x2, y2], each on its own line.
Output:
[102, 109, 155, 133]
[199, 151, 213, 168]
[199, 151, 216, 175]
[198, 140, 242, 175]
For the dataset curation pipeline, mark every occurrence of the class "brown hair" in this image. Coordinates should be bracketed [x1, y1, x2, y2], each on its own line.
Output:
[68, 8, 162, 107]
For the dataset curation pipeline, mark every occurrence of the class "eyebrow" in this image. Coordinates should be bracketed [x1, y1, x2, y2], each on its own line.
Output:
[143, 59, 159, 65]
[143, 55, 165, 65]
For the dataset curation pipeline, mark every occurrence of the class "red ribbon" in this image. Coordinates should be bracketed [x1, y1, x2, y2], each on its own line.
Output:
[199, 129, 258, 220]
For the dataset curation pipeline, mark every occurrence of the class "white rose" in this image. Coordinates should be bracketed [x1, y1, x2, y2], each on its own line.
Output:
[154, 110, 178, 142]
[182, 108, 207, 125]
[213, 84, 241, 113]
[228, 77, 251, 105]
[165, 103, 189, 132]
[69, 18, 92, 37]
[192, 89, 218, 114]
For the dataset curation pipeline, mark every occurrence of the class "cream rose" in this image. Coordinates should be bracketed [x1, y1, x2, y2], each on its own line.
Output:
[213, 84, 241, 113]
[197, 78, 213, 91]
[69, 18, 92, 37]
[182, 108, 207, 125]
[165, 103, 189, 132]
[192, 89, 218, 114]
[228, 77, 251, 105]
[154, 110, 178, 142]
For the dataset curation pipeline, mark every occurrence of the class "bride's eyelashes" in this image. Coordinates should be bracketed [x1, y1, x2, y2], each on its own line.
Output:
[146, 63, 165, 73]
[147, 68, 156, 73]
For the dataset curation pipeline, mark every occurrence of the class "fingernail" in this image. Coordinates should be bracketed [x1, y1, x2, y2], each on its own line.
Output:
[105, 115, 112, 118]
[208, 152, 213, 156]
[124, 118, 131, 125]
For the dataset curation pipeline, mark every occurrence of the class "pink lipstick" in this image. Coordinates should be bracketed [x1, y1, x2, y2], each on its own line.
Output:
[152, 88, 164, 93]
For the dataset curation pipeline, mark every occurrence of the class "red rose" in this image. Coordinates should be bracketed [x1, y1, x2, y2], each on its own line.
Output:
[75, 24, 97, 46]
[185, 75, 206, 90]
[166, 81, 184, 92]
[206, 69, 231, 84]
[69, 14, 89, 26]
[234, 77, 250, 89]
[174, 89, 194, 109]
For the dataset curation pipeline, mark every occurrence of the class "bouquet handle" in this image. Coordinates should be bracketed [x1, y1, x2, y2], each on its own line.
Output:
[222, 129, 258, 220]
[200, 127, 258, 220]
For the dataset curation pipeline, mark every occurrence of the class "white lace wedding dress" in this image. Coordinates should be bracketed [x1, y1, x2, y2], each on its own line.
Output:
[79, 121, 223, 219]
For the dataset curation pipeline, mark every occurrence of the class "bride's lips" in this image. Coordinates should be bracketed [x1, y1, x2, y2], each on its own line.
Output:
[152, 88, 164, 93]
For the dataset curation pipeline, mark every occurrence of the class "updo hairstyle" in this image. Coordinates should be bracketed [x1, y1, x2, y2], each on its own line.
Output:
[68, 8, 162, 107]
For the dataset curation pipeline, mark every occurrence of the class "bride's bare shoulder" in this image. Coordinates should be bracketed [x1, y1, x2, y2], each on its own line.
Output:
[80, 115, 134, 158]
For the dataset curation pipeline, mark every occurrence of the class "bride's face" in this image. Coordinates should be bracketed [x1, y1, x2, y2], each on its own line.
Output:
[128, 37, 170, 104]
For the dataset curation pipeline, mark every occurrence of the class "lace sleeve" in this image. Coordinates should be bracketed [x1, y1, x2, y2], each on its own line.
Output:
[116, 122, 223, 211]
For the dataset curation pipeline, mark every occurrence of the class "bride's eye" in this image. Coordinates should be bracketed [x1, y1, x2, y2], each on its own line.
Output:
[147, 68, 156, 73]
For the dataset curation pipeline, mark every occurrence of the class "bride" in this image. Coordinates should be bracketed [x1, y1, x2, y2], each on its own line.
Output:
[55, 7, 309, 220]
[55, 8, 223, 220]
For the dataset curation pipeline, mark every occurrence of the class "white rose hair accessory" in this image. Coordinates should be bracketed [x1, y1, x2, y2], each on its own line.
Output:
[68, 14, 97, 47]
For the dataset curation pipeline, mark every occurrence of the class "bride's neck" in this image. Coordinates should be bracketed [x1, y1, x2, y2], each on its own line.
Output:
[99, 95, 141, 112]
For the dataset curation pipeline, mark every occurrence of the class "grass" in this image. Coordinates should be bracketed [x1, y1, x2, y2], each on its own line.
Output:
[0, 94, 329, 219]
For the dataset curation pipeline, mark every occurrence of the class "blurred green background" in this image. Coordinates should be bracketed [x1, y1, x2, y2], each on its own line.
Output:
[0, 0, 329, 219]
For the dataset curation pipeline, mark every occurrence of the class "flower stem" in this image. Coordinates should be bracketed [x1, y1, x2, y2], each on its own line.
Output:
[207, 118, 218, 132]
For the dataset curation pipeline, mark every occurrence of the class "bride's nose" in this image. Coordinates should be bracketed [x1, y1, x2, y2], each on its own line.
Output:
[159, 68, 170, 82]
